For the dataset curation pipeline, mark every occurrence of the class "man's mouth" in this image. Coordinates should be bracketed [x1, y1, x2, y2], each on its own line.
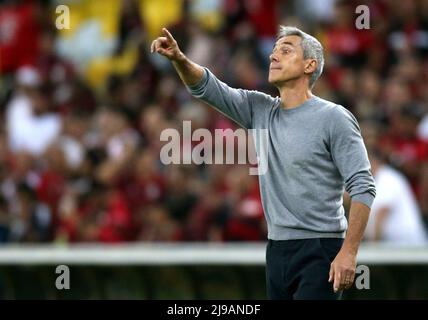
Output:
[270, 66, 281, 70]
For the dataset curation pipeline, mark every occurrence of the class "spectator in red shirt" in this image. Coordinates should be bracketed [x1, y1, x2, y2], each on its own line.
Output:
[0, 0, 41, 73]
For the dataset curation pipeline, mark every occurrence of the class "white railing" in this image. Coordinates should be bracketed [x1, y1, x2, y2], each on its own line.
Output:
[0, 242, 427, 265]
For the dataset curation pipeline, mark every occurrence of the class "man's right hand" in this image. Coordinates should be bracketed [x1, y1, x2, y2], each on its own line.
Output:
[150, 28, 183, 62]
[151, 27, 204, 86]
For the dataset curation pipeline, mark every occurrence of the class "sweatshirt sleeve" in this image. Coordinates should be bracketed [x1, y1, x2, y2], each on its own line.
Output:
[329, 106, 376, 208]
[186, 67, 271, 129]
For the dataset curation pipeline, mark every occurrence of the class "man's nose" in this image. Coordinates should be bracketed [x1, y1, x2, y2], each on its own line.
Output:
[270, 53, 279, 63]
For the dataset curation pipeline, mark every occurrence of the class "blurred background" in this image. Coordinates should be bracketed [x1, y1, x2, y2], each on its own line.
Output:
[0, 0, 428, 299]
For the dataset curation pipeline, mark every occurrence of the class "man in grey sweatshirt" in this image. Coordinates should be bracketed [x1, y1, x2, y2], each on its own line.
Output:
[151, 25, 376, 300]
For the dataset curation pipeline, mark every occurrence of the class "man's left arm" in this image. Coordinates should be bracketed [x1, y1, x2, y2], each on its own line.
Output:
[329, 201, 369, 292]
[328, 106, 377, 292]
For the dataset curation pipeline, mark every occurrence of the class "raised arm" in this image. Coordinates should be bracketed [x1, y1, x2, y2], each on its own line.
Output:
[151, 28, 273, 129]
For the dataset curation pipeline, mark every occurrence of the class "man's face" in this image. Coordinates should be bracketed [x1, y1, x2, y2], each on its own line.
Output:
[268, 35, 312, 87]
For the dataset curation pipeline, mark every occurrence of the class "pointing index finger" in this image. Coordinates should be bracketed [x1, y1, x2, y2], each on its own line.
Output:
[163, 28, 175, 42]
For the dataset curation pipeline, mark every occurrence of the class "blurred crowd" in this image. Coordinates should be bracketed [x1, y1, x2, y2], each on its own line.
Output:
[0, 0, 428, 244]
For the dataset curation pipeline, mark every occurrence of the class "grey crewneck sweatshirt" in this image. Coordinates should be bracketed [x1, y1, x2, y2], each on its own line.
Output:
[187, 68, 376, 240]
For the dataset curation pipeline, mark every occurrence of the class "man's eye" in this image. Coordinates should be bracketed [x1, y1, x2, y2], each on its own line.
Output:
[281, 48, 290, 54]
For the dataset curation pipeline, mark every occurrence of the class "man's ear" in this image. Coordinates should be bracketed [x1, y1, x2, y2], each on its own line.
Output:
[304, 59, 317, 75]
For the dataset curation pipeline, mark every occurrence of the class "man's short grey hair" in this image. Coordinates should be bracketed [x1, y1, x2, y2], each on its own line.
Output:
[277, 26, 324, 88]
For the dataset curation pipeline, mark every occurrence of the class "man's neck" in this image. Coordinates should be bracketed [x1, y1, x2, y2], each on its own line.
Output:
[278, 82, 313, 109]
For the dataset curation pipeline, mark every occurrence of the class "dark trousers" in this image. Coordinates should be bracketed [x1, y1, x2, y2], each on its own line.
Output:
[266, 238, 344, 300]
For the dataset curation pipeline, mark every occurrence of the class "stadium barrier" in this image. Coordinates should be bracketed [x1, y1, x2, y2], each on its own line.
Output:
[0, 243, 427, 299]
[1, 242, 428, 265]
